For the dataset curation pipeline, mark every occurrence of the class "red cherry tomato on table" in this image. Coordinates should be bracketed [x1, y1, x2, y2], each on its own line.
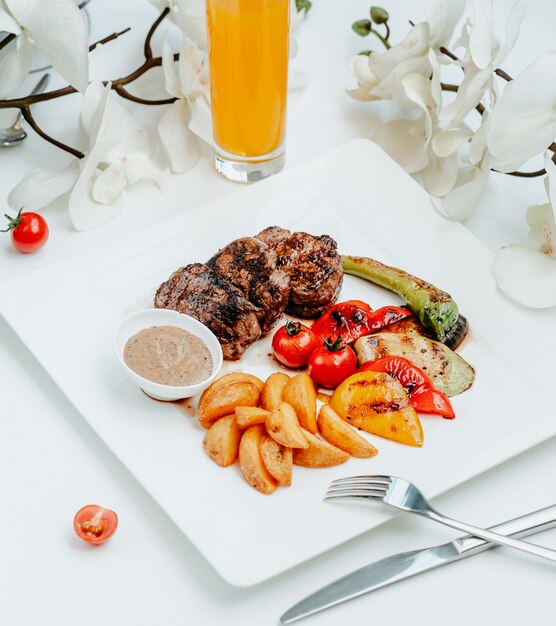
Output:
[272, 320, 321, 369]
[308, 337, 357, 389]
[2, 208, 49, 253]
[73, 504, 118, 545]
[358, 356, 455, 419]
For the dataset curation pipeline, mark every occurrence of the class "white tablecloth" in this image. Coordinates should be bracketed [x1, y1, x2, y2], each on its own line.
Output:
[1, 1, 555, 624]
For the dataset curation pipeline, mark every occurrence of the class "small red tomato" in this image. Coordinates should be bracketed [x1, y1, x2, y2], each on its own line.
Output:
[308, 337, 357, 388]
[272, 320, 321, 369]
[73, 504, 118, 545]
[2, 208, 49, 253]
[311, 300, 373, 345]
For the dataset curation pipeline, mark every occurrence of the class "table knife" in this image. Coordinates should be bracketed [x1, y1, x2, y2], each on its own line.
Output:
[280, 504, 556, 624]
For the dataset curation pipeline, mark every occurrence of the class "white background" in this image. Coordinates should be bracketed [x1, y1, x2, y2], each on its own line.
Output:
[1, 1, 556, 624]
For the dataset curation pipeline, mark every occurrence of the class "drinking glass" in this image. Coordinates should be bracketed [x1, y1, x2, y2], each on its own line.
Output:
[206, 0, 290, 182]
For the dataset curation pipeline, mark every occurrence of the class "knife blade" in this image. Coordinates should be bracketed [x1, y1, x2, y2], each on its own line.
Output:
[280, 504, 556, 624]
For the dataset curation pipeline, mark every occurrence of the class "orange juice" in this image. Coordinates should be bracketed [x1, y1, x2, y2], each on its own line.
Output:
[207, 0, 289, 164]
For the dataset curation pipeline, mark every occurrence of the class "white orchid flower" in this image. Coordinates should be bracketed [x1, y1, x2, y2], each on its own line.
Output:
[440, 0, 525, 126]
[158, 37, 211, 173]
[0, 0, 89, 98]
[9, 82, 169, 231]
[149, 0, 207, 50]
[350, 22, 432, 107]
[492, 154, 556, 308]
[488, 51, 556, 173]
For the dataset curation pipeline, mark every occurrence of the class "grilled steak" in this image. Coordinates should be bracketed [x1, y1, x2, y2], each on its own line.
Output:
[255, 227, 343, 318]
[154, 263, 261, 360]
[207, 237, 290, 335]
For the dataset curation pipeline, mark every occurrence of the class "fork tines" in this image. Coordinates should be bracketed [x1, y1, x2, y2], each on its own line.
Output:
[324, 475, 393, 503]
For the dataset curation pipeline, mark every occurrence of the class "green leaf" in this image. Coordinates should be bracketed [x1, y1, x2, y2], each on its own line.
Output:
[370, 6, 389, 24]
[358, 49, 373, 56]
[295, 0, 312, 13]
[352, 19, 372, 37]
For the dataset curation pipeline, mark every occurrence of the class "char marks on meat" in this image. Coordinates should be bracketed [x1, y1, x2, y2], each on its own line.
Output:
[207, 237, 290, 335]
[154, 263, 261, 360]
[255, 227, 343, 318]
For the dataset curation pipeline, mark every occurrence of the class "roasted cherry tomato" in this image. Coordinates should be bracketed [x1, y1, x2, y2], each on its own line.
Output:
[308, 336, 357, 389]
[365, 306, 412, 332]
[411, 387, 455, 419]
[73, 504, 118, 545]
[311, 300, 373, 344]
[2, 208, 49, 253]
[272, 320, 321, 369]
[358, 356, 455, 419]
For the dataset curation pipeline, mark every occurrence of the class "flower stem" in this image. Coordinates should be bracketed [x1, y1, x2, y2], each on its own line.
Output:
[370, 28, 391, 49]
[0, 33, 16, 53]
[20, 107, 84, 159]
[144, 7, 170, 60]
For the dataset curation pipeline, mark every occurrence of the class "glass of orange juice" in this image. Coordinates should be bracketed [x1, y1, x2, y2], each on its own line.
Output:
[206, 0, 290, 182]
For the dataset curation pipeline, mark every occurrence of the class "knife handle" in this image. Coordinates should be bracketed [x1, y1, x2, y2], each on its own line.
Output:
[454, 504, 556, 556]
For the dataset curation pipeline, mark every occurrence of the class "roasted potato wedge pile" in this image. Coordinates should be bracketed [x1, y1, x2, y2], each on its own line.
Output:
[199, 371, 380, 494]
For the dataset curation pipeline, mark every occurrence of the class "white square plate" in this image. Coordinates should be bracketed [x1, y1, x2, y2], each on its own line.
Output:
[2, 140, 555, 586]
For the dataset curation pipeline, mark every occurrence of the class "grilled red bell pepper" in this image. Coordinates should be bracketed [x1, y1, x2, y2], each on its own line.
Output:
[357, 356, 455, 419]
[311, 301, 410, 345]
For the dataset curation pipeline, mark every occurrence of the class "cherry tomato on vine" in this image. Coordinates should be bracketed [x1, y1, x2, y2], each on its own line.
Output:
[73, 504, 118, 545]
[2, 208, 49, 253]
[272, 320, 321, 369]
[308, 336, 357, 388]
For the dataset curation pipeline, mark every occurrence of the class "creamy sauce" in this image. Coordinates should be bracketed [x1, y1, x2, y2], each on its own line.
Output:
[124, 326, 213, 386]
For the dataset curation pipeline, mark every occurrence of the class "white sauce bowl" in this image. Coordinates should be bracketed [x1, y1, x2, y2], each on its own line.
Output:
[114, 309, 223, 401]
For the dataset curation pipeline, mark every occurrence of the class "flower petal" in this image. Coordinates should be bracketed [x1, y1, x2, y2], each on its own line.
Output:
[158, 99, 201, 173]
[92, 160, 127, 205]
[492, 244, 556, 308]
[487, 51, 556, 172]
[431, 165, 489, 220]
[424, 0, 465, 48]
[373, 117, 429, 174]
[161, 37, 182, 99]
[432, 127, 472, 158]
[422, 150, 458, 197]
[7, 163, 79, 210]
[188, 96, 213, 145]
[6, 0, 89, 92]
[123, 152, 170, 189]
[0, 31, 32, 97]
[469, 0, 494, 70]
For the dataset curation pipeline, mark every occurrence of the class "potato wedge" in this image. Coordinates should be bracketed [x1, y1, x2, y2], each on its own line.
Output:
[203, 415, 241, 467]
[260, 435, 293, 487]
[317, 392, 331, 404]
[239, 425, 277, 494]
[282, 373, 317, 433]
[198, 380, 260, 429]
[235, 406, 270, 429]
[330, 371, 424, 447]
[318, 404, 378, 458]
[261, 372, 290, 411]
[266, 402, 309, 449]
[202, 372, 264, 394]
[293, 429, 350, 468]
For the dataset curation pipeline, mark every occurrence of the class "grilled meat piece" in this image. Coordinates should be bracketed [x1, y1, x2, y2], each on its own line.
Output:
[154, 263, 261, 360]
[207, 237, 290, 335]
[256, 226, 291, 248]
[255, 228, 343, 318]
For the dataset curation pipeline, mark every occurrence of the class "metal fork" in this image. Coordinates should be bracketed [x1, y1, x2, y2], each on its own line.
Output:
[326, 475, 556, 564]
